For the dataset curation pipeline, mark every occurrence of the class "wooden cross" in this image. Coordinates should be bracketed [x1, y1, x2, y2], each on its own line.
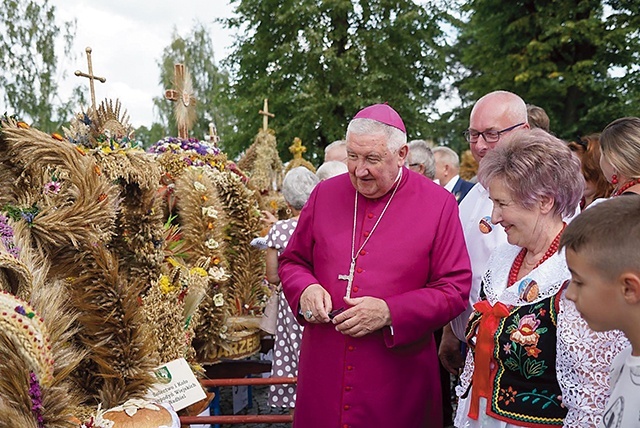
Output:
[74, 47, 106, 113]
[258, 98, 275, 131]
[289, 137, 306, 159]
[165, 63, 197, 139]
[207, 122, 220, 147]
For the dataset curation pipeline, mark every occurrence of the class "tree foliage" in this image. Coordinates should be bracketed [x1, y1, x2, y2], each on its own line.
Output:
[0, 0, 79, 131]
[444, 0, 640, 143]
[223, 0, 451, 162]
[152, 23, 232, 146]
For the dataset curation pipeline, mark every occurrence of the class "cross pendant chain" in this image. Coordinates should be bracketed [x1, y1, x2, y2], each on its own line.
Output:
[338, 259, 356, 298]
[338, 170, 403, 300]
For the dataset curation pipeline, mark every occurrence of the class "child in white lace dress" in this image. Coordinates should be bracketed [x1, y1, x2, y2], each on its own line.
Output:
[560, 196, 640, 428]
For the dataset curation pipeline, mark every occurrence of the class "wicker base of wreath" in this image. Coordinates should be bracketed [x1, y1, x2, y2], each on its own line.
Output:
[201, 316, 262, 363]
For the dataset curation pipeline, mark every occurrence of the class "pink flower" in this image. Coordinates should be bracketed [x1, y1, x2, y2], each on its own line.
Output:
[43, 181, 61, 194]
[509, 314, 541, 346]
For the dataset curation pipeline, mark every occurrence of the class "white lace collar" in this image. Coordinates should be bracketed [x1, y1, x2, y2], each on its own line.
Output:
[482, 243, 570, 307]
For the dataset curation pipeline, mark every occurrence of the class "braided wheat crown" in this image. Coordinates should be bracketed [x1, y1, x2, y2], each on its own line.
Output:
[0, 290, 54, 385]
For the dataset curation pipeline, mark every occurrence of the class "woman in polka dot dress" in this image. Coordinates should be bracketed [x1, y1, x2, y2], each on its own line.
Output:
[265, 167, 319, 409]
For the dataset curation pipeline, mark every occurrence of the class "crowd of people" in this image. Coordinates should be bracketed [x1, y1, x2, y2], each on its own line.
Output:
[257, 92, 640, 428]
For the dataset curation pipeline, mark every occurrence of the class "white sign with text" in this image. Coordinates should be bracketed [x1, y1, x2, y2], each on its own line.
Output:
[147, 358, 206, 411]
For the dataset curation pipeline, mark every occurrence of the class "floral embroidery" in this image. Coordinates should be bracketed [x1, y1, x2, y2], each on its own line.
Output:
[510, 314, 540, 347]
[498, 386, 517, 405]
[538, 308, 547, 317]
[503, 304, 550, 379]
[526, 346, 541, 358]
[503, 343, 512, 355]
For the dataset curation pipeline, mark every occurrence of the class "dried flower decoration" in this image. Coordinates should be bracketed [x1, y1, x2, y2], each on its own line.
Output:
[2, 204, 39, 226]
[158, 275, 178, 294]
[190, 267, 208, 277]
[202, 206, 218, 218]
[213, 293, 225, 307]
[205, 238, 219, 250]
[43, 181, 62, 195]
[0, 214, 20, 258]
[193, 181, 206, 192]
[28, 371, 45, 428]
[208, 266, 229, 282]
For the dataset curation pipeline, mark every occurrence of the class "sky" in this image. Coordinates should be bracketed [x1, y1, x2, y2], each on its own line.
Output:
[49, 0, 236, 128]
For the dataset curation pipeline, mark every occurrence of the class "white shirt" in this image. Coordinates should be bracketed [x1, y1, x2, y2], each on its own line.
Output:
[444, 174, 460, 193]
[450, 183, 507, 341]
[599, 346, 640, 428]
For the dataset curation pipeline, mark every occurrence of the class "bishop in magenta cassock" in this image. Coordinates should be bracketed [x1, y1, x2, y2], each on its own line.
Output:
[279, 103, 472, 428]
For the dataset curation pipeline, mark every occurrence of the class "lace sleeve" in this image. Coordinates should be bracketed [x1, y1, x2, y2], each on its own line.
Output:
[556, 296, 629, 427]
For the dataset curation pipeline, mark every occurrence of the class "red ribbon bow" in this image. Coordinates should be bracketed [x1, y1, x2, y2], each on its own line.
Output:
[468, 300, 511, 419]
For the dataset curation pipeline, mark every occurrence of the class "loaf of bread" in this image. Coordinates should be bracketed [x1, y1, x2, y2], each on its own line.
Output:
[101, 400, 179, 428]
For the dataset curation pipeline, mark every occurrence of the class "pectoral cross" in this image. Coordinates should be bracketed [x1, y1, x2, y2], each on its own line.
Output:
[338, 259, 356, 298]
[74, 47, 106, 113]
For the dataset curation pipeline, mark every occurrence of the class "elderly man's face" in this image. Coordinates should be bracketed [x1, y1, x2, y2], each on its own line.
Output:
[346, 132, 407, 199]
[469, 97, 526, 163]
[324, 144, 348, 164]
[433, 153, 448, 184]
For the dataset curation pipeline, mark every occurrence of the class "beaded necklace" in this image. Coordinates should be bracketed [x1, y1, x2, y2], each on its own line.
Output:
[612, 178, 640, 197]
[508, 224, 566, 287]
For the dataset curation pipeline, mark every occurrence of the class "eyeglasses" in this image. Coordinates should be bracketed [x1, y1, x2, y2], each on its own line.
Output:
[463, 122, 525, 143]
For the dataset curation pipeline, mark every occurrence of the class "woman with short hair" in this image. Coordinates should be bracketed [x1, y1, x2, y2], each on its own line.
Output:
[455, 129, 628, 427]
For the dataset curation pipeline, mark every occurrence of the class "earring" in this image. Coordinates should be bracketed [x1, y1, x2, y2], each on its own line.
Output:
[612, 174, 618, 185]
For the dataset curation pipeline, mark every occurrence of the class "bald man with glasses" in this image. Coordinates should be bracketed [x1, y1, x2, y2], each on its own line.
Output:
[439, 91, 530, 382]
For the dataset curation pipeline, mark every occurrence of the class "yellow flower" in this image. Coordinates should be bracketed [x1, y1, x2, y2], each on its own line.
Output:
[159, 275, 177, 294]
[190, 267, 208, 277]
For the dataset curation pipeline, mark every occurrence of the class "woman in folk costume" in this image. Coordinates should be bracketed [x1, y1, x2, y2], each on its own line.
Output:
[264, 166, 319, 409]
[455, 129, 628, 428]
[279, 104, 472, 428]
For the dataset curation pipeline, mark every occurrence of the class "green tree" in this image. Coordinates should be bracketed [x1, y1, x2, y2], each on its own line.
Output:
[0, 0, 80, 131]
[135, 123, 166, 149]
[223, 0, 451, 162]
[153, 23, 232, 147]
[444, 0, 640, 142]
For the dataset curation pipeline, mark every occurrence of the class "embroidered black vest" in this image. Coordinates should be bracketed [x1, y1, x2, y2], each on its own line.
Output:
[466, 286, 567, 427]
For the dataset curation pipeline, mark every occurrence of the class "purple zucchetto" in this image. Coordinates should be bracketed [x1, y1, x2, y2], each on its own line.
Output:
[353, 103, 406, 134]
